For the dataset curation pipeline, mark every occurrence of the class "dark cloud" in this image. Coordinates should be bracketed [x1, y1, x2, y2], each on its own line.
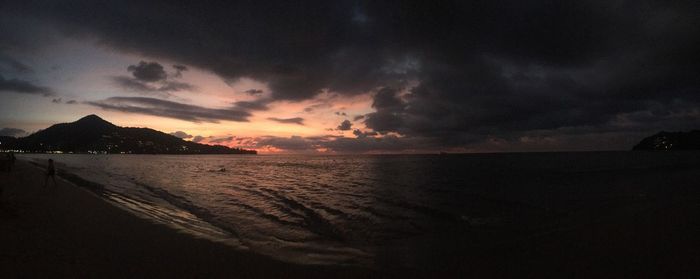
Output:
[353, 129, 377, 138]
[233, 99, 270, 111]
[302, 101, 333, 114]
[244, 89, 263, 96]
[320, 135, 424, 153]
[172, 64, 188, 78]
[87, 97, 250, 123]
[0, 127, 26, 137]
[169, 131, 193, 139]
[128, 61, 167, 82]
[353, 115, 365, 121]
[0, 74, 53, 96]
[65, 100, 78, 104]
[113, 61, 195, 94]
[158, 81, 195, 92]
[3, 1, 700, 150]
[112, 76, 154, 91]
[2, 1, 393, 101]
[112, 76, 195, 94]
[267, 117, 304, 125]
[52, 98, 62, 103]
[337, 119, 352, 131]
[364, 87, 406, 134]
[335, 111, 347, 116]
[256, 136, 315, 150]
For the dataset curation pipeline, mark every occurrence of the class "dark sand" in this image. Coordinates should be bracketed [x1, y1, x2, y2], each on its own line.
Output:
[2, 158, 700, 278]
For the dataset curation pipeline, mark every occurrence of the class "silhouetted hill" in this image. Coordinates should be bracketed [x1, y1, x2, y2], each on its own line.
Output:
[633, 130, 700, 150]
[1, 115, 256, 154]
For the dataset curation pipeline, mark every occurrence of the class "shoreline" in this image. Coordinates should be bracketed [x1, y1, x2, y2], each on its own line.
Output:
[0, 160, 377, 278]
[4, 156, 700, 277]
[24, 159, 248, 251]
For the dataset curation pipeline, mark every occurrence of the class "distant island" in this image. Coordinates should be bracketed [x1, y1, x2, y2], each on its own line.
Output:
[633, 130, 700, 151]
[0, 115, 256, 154]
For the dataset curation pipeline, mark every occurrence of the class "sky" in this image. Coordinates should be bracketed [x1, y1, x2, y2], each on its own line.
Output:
[0, 1, 699, 153]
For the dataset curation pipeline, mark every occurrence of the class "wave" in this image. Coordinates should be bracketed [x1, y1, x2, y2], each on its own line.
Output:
[29, 159, 246, 250]
[28, 157, 370, 265]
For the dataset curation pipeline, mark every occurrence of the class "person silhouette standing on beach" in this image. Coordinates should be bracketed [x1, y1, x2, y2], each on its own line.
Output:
[44, 159, 57, 187]
[9, 152, 15, 171]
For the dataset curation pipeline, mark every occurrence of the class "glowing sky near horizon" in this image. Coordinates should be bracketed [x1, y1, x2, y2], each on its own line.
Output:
[1, 1, 699, 153]
[0, 38, 380, 153]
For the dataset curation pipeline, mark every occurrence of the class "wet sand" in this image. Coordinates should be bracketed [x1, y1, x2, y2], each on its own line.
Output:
[2, 158, 700, 278]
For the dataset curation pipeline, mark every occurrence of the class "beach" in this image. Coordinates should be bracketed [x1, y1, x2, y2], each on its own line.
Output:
[2, 155, 700, 278]
[0, 160, 375, 278]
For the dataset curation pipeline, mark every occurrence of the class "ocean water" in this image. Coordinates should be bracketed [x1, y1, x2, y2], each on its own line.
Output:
[19, 152, 700, 268]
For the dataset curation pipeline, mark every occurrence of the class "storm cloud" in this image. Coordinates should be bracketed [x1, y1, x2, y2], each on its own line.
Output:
[3, 1, 700, 150]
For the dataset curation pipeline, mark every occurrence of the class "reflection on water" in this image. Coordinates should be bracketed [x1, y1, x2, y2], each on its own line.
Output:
[20, 152, 700, 267]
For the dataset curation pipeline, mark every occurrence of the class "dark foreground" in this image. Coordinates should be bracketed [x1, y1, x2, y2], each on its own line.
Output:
[2, 158, 700, 278]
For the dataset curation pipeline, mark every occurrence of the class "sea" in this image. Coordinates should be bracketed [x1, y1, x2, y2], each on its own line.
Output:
[19, 152, 700, 269]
